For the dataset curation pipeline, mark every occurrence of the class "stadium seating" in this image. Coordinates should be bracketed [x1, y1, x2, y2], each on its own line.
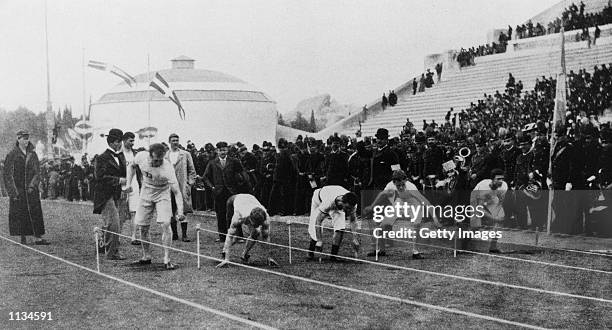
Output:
[339, 36, 612, 137]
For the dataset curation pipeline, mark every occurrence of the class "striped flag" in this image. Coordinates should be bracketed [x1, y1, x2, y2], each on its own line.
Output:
[87, 60, 137, 87]
[149, 72, 186, 120]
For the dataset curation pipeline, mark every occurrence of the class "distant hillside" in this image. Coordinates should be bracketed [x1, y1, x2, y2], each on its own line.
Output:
[282, 94, 359, 131]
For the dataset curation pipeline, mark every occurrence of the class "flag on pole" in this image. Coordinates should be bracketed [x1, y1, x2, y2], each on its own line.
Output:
[550, 28, 567, 156]
[87, 60, 137, 87]
[149, 72, 186, 120]
[547, 27, 568, 234]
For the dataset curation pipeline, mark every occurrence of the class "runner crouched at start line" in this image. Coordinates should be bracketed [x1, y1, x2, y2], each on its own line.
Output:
[308, 185, 360, 262]
[216, 194, 278, 268]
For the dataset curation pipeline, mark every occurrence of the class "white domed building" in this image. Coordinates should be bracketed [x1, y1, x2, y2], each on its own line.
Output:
[88, 56, 277, 153]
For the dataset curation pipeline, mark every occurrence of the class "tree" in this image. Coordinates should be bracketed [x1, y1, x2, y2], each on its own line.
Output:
[278, 113, 286, 126]
[309, 109, 317, 132]
[0, 106, 47, 157]
[290, 112, 310, 131]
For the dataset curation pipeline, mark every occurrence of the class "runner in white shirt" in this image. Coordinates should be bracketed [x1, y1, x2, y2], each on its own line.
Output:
[126, 143, 184, 270]
[365, 170, 440, 259]
[307, 185, 360, 262]
[216, 194, 278, 268]
[470, 168, 507, 253]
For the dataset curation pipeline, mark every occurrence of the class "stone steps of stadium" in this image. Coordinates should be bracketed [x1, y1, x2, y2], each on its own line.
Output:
[340, 37, 612, 138]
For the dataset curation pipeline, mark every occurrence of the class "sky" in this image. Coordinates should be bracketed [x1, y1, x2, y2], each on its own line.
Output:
[0, 0, 560, 116]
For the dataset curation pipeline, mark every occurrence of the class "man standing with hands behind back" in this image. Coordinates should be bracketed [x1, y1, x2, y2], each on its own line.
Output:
[93, 128, 127, 260]
[204, 141, 245, 242]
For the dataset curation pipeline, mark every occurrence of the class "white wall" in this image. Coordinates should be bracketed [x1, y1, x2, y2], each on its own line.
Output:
[88, 99, 277, 154]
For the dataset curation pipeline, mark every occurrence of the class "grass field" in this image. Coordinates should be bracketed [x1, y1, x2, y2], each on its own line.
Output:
[0, 198, 611, 329]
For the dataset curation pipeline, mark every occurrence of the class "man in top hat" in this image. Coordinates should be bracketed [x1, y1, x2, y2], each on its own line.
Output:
[204, 141, 245, 242]
[93, 128, 127, 260]
[368, 128, 400, 190]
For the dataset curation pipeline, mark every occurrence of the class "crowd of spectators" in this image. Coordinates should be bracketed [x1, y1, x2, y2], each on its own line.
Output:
[413, 63, 611, 144]
[380, 64, 442, 111]
[455, 2, 612, 68]
[5, 63, 610, 237]
[516, 1, 612, 39]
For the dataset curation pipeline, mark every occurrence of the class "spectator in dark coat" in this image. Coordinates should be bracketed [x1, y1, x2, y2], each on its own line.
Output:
[381, 93, 388, 110]
[268, 138, 293, 215]
[368, 128, 400, 189]
[93, 128, 127, 259]
[3, 130, 49, 245]
[203, 141, 245, 242]
[324, 138, 349, 187]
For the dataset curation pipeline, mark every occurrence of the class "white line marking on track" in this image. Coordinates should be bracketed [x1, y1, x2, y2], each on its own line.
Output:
[0, 233, 276, 330]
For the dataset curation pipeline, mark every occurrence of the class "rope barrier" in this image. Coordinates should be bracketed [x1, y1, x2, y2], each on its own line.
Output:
[99, 223, 611, 304]
[268, 219, 612, 274]
[91, 228, 550, 329]
[245, 214, 612, 258]
[0, 232, 276, 330]
[294, 217, 612, 258]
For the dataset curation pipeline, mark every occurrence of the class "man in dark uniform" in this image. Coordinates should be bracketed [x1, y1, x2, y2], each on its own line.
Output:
[203, 141, 245, 242]
[307, 141, 326, 192]
[251, 144, 264, 201]
[469, 137, 501, 188]
[410, 133, 426, 189]
[501, 133, 520, 228]
[367, 128, 400, 190]
[550, 126, 578, 234]
[324, 137, 349, 187]
[68, 158, 84, 201]
[422, 131, 444, 181]
[501, 133, 520, 187]
[294, 141, 311, 215]
[348, 140, 371, 215]
[239, 146, 259, 196]
[268, 138, 293, 215]
[513, 135, 539, 229]
[259, 143, 276, 209]
[532, 123, 550, 189]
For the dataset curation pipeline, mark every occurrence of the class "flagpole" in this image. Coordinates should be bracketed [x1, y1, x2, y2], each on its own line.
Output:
[82, 47, 86, 153]
[44, 0, 54, 158]
[45, 0, 51, 112]
[147, 53, 151, 146]
[546, 27, 567, 235]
